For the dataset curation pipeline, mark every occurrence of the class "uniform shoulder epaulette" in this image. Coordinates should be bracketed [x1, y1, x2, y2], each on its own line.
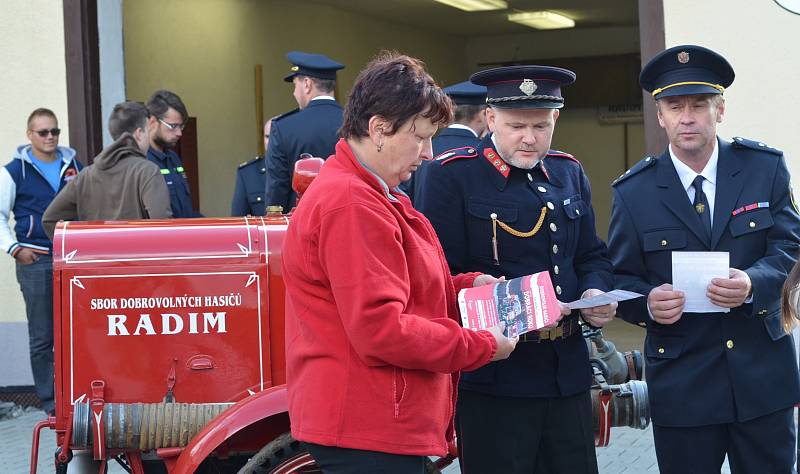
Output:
[612, 155, 658, 186]
[272, 109, 299, 122]
[547, 149, 580, 165]
[434, 145, 478, 165]
[238, 155, 264, 168]
[732, 136, 782, 155]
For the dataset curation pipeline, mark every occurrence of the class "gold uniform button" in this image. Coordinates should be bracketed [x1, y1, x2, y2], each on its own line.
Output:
[547, 202, 555, 210]
[658, 347, 665, 354]
[661, 240, 668, 247]
[549, 223, 557, 232]
[256, 196, 262, 201]
[556, 285, 562, 295]
[554, 265, 560, 275]
[467, 148, 475, 154]
[552, 244, 559, 254]
[749, 221, 756, 228]
[537, 186, 547, 193]
[758, 309, 768, 315]
[726, 340, 734, 349]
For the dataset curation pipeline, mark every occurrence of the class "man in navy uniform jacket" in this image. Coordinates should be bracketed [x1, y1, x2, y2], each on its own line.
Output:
[608, 45, 800, 474]
[416, 66, 616, 473]
[401, 80, 486, 203]
[265, 51, 344, 211]
[231, 118, 274, 216]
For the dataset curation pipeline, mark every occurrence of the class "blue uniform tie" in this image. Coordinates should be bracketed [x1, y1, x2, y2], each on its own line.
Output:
[692, 175, 711, 243]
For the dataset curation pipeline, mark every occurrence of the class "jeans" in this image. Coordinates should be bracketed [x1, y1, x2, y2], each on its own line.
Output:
[16, 255, 55, 413]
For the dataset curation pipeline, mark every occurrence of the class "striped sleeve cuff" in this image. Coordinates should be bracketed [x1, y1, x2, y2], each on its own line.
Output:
[8, 242, 20, 257]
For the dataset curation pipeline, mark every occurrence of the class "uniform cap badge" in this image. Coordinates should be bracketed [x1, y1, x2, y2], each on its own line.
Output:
[519, 79, 538, 96]
[677, 51, 690, 64]
[291, 65, 299, 71]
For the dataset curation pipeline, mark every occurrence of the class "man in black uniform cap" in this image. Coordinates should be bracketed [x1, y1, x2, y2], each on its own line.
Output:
[608, 44, 800, 474]
[265, 51, 344, 211]
[401, 80, 486, 203]
[416, 66, 616, 473]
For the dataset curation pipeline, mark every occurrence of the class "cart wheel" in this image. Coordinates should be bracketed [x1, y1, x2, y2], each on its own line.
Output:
[238, 432, 320, 474]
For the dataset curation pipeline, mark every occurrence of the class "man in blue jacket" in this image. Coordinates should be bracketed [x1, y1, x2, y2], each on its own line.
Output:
[608, 45, 800, 473]
[0, 108, 80, 415]
[265, 51, 344, 212]
[231, 117, 274, 216]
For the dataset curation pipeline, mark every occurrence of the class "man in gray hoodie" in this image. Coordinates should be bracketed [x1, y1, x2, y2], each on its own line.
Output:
[43, 102, 172, 239]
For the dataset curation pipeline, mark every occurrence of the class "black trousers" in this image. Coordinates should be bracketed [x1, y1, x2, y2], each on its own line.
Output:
[653, 407, 797, 474]
[457, 389, 598, 474]
[304, 442, 426, 474]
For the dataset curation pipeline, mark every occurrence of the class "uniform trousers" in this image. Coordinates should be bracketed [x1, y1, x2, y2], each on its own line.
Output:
[457, 388, 597, 473]
[304, 442, 426, 474]
[15, 255, 55, 414]
[653, 407, 796, 474]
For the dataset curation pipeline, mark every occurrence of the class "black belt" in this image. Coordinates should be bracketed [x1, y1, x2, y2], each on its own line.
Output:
[519, 317, 580, 343]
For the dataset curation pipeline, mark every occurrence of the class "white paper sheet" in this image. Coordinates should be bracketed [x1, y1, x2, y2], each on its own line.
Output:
[671, 251, 730, 313]
[567, 290, 644, 310]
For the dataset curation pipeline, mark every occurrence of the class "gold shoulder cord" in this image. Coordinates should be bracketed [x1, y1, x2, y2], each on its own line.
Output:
[490, 207, 548, 264]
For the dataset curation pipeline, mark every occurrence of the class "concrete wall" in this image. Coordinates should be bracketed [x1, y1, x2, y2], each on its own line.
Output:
[662, 0, 800, 179]
[98, 0, 127, 147]
[0, 1, 69, 357]
[123, 0, 467, 217]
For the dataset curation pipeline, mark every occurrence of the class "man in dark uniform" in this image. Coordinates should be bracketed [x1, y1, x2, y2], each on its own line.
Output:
[265, 51, 344, 212]
[416, 66, 616, 473]
[146, 90, 201, 218]
[401, 80, 486, 202]
[608, 45, 800, 474]
[231, 118, 274, 216]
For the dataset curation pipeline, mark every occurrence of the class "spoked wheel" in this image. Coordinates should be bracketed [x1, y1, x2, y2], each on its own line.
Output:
[238, 432, 321, 473]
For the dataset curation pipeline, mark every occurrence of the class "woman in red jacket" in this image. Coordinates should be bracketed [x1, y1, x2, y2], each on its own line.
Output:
[282, 52, 523, 473]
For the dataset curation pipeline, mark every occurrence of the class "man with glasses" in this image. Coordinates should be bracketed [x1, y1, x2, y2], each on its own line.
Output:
[0, 108, 80, 416]
[146, 90, 200, 218]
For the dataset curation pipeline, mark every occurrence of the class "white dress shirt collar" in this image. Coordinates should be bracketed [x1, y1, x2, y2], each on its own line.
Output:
[669, 138, 719, 192]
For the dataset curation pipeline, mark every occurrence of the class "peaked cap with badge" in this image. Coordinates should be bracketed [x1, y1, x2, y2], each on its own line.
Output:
[471, 65, 576, 109]
[283, 51, 344, 82]
[639, 44, 734, 99]
[608, 44, 800, 472]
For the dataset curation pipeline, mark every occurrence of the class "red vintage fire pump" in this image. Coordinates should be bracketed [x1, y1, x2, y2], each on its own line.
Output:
[30, 159, 648, 473]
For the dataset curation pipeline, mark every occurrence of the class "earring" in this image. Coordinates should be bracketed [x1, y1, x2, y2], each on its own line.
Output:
[377, 142, 383, 152]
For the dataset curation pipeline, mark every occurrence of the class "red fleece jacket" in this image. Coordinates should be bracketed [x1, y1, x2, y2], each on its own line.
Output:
[283, 139, 497, 456]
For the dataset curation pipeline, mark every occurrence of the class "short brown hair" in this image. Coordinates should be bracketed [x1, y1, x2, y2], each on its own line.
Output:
[340, 52, 453, 140]
[108, 101, 150, 140]
[146, 90, 188, 122]
[27, 108, 57, 129]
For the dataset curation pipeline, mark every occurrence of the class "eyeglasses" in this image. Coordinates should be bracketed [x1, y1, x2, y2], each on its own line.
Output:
[158, 119, 186, 131]
[32, 128, 61, 137]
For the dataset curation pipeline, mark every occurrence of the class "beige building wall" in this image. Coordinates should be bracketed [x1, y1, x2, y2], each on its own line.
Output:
[0, 0, 70, 327]
[123, 0, 467, 217]
[662, 0, 800, 179]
